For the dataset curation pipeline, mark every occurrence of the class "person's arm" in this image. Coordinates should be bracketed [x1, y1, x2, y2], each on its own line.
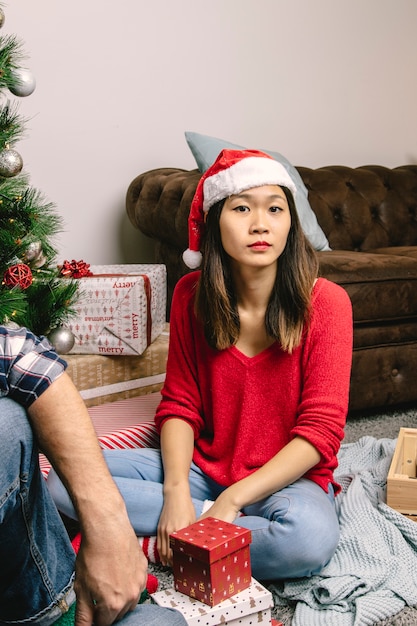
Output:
[28, 371, 148, 626]
[200, 436, 320, 522]
[157, 418, 196, 565]
[152, 276, 209, 564]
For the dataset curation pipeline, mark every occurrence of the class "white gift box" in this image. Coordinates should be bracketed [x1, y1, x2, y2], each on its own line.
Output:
[67, 264, 166, 356]
[151, 578, 273, 626]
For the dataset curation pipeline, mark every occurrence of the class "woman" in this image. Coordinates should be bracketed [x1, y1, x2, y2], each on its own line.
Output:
[49, 149, 353, 582]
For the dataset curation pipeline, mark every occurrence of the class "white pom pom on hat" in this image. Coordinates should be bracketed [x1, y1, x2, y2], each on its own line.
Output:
[182, 248, 202, 270]
[182, 148, 297, 269]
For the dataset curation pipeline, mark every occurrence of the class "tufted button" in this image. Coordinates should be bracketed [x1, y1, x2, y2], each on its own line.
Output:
[391, 368, 399, 377]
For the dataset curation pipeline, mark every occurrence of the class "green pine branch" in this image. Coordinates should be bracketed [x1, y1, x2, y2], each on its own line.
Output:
[23, 275, 79, 337]
[0, 285, 27, 323]
[0, 15, 80, 337]
[0, 183, 62, 266]
[0, 34, 25, 91]
[0, 101, 26, 148]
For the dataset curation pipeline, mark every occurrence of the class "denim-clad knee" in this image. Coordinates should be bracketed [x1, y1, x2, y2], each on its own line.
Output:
[119, 604, 188, 625]
[0, 397, 75, 625]
[239, 478, 340, 580]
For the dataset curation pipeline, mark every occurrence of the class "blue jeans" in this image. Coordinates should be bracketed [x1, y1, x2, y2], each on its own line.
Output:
[48, 447, 340, 581]
[0, 398, 186, 626]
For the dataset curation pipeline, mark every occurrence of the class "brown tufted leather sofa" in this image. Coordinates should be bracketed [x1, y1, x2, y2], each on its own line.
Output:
[126, 165, 417, 413]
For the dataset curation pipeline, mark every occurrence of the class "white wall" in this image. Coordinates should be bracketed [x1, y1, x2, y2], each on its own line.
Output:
[4, 0, 417, 264]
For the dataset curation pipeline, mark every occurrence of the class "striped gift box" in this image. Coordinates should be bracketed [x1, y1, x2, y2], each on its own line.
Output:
[40, 393, 161, 477]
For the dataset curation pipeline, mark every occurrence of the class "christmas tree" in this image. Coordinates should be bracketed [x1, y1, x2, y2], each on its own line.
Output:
[0, 5, 80, 342]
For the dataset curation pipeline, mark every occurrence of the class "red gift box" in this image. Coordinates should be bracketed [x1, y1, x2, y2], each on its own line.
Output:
[170, 517, 252, 606]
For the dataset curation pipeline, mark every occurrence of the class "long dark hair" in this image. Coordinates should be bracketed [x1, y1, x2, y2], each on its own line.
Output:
[195, 187, 319, 352]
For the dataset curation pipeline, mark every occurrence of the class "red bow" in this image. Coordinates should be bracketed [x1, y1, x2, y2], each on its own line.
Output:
[59, 259, 93, 279]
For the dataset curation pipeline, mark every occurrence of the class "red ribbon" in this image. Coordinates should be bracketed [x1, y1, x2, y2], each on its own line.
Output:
[142, 274, 152, 347]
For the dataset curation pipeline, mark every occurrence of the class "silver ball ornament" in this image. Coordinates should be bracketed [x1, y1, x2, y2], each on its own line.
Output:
[48, 327, 75, 354]
[32, 251, 47, 268]
[0, 148, 23, 177]
[24, 241, 47, 268]
[9, 68, 36, 97]
[24, 241, 42, 261]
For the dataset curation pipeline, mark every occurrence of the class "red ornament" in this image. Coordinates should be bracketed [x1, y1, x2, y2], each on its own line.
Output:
[59, 259, 93, 279]
[3, 263, 33, 289]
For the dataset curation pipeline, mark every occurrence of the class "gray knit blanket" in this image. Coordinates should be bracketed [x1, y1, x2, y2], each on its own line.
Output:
[269, 436, 417, 626]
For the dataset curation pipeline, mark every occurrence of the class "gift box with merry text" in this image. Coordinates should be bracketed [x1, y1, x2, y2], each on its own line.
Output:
[67, 264, 166, 356]
[151, 577, 273, 626]
[64, 324, 169, 406]
[170, 517, 252, 606]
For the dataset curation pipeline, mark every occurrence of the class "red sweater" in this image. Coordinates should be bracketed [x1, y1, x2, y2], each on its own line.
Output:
[155, 272, 353, 494]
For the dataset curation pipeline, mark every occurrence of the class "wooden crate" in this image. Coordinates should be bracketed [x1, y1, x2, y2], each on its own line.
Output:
[387, 427, 417, 521]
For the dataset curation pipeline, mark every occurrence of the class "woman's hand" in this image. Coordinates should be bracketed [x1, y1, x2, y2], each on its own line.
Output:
[157, 489, 196, 566]
[198, 489, 242, 524]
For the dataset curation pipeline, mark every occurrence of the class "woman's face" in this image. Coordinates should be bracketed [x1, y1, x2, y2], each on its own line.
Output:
[218, 185, 291, 269]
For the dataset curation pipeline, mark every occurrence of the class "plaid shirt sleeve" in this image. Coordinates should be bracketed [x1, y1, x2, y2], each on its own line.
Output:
[0, 326, 67, 408]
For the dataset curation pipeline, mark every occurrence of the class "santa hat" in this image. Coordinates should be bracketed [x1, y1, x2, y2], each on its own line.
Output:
[182, 148, 298, 269]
